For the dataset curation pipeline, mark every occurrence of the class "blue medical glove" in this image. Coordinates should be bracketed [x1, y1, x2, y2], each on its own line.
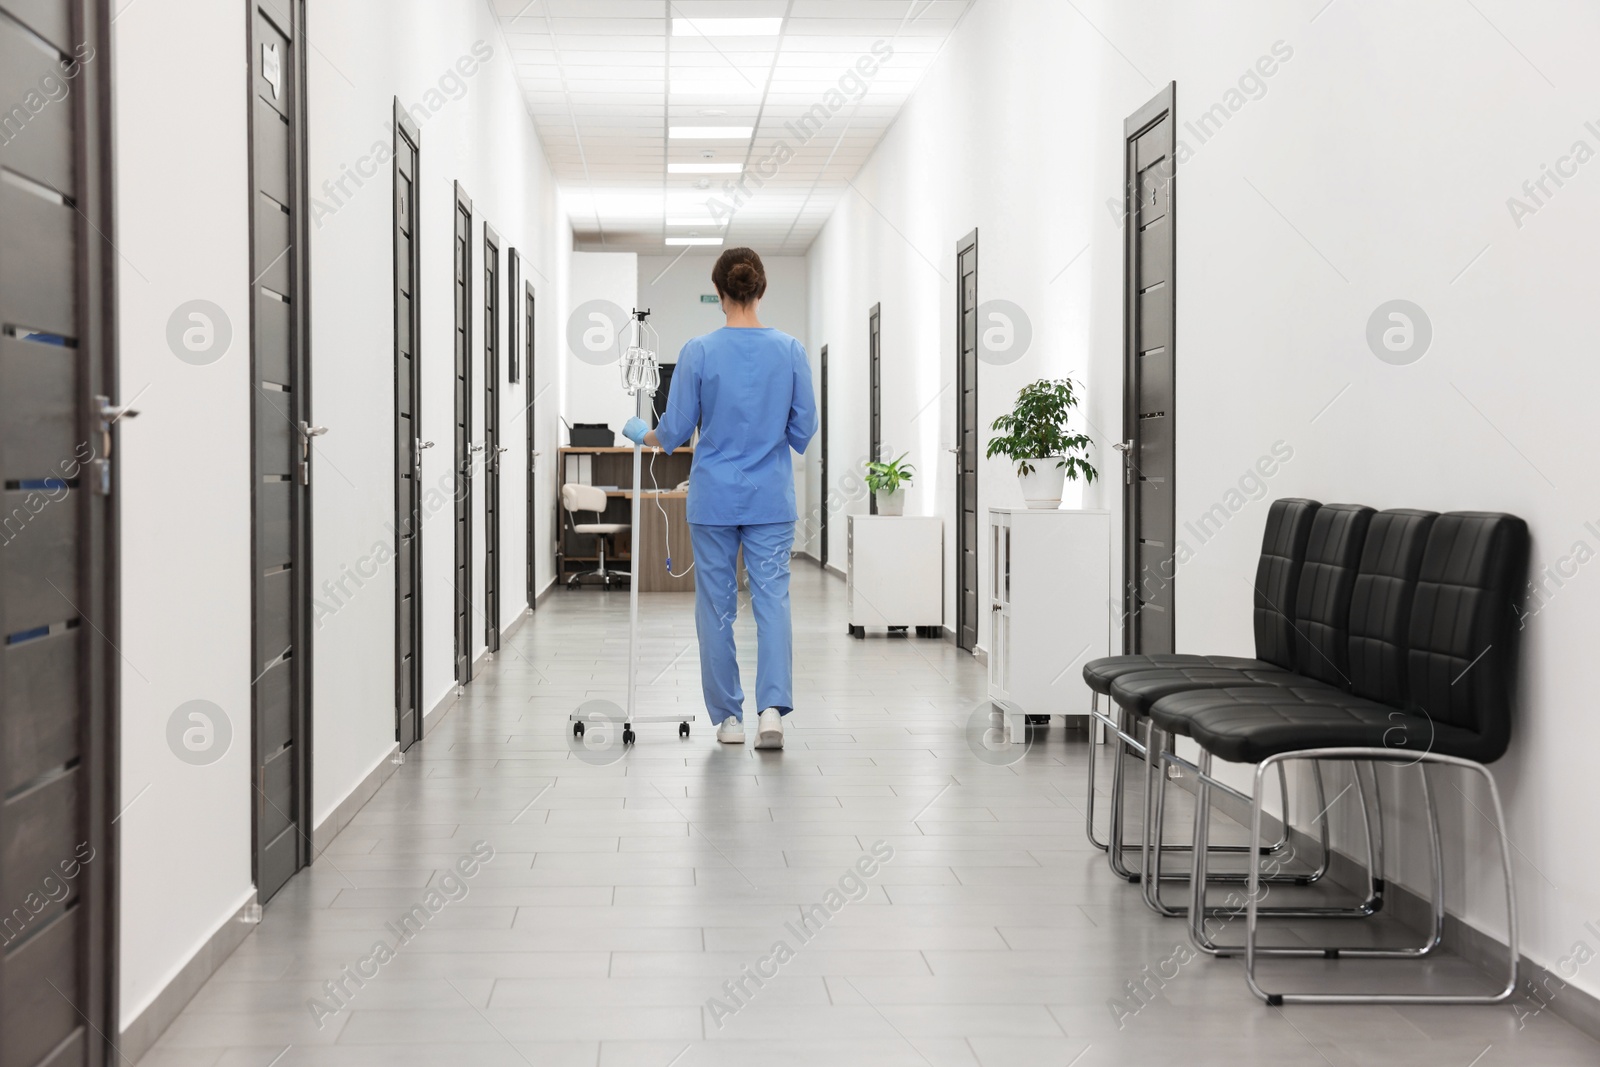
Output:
[621, 416, 649, 446]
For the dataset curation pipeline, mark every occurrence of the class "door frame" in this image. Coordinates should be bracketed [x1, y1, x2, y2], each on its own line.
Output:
[452, 182, 474, 682]
[1121, 82, 1178, 654]
[83, 0, 120, 1046]
[867, 303, 881, 514]
[524, 279, 538, 610]
[818, 343, 828, 567]
[245, 0, 313, 899]
[392, 101, 422, 750]
[482, 224, 501, 653]
[955, 228, 979, 651]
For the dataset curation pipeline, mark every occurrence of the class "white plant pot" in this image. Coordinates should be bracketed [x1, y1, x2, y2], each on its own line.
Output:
[875, 487, 906, 516]
[1018, 461, 1065, 510]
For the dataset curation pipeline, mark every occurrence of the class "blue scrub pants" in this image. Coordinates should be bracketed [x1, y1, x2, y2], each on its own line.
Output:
[689, 522, 795, 725]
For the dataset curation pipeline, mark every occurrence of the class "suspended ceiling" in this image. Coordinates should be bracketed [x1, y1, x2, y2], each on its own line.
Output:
[494, 0, 975, 255]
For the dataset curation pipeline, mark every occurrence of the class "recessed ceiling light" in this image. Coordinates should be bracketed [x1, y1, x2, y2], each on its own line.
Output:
[666, 237, 725, 246]
[698, 109, 729, 117]
[670, 80, 763, 96]
[668, 162, 743, 174]
[667, 218, 729, 227]
[670, 126, 754, 140]
[671, 17, 783, 37]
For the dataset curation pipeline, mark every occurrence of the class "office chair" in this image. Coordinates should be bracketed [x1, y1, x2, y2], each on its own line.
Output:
[561, 483, 630, 589]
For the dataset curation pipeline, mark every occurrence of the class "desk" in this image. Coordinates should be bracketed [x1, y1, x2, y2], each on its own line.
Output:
[559, 446, 695, 589]
[633, 491, 697, 592]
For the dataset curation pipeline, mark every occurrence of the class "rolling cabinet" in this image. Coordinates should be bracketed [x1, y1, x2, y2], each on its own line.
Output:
[846, 515, 943, 638]
[987, 508, 1111, 742]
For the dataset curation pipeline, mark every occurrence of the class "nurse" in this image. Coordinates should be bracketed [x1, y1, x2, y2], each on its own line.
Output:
[622, 248, 817, 750]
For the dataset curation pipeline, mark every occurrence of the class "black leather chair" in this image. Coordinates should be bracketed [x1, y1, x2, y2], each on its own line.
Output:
[1081, 498, 1320, 878]
[1152, 511, 1527, 1005]
[1146, 508, 1433, 939]
[1130, 503, 1378, 914]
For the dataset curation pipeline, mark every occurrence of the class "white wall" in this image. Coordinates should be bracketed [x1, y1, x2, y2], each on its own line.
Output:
[113, 0, 255, 1031]
[562, 251, 638, 435]
[636, 253, 810, 370]
[112, 0, 569, 1030]
[806, 0, 1600, 1001]
[807, 0, 1107, 628]
[304, 0, 568, 830]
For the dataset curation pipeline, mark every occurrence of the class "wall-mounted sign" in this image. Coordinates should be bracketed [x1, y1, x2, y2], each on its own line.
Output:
[700, 294, 719, 304]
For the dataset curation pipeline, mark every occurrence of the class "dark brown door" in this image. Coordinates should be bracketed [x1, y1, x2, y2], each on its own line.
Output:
[482, 226, 501, 653]
[956, 230, 979, 651]
[818, 344, 828, 567]
[1122, 84, 1177, 654]
[393, 105, 422, 750]
[0, 0, 117, 1060]
[452, 183, 473, 683]
[867, 304, 881, 514]
[249, 0, 312, 903]
[524, 281, 538, 610]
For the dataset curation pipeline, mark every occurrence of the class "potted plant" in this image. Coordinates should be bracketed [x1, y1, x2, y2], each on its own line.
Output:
[986, 378, 1097, 509]
[864, 453, 915, 516]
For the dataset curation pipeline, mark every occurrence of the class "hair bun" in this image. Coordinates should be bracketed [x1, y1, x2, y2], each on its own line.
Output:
[711, 248, 767, 304]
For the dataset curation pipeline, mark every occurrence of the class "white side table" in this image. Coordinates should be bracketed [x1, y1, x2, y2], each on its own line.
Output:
[987, 508, 1111, 743]
[846, 515, 943, 638]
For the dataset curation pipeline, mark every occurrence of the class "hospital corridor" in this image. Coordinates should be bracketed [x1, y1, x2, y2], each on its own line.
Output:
[2, 0, 1599, 1065]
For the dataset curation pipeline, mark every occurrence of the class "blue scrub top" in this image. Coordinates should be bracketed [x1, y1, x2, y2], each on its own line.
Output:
[654, 326, 817, 526]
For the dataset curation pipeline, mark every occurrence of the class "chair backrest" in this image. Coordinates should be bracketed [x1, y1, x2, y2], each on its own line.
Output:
[1291, 503, 1375, 687]
[1346, 509, 1437, 706]
[1252, 498, 1320, 670]
[1405, 512, 1528, 760]
[561, 482, 607, 515]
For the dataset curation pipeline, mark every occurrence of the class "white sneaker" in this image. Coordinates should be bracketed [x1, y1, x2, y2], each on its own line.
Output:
[717, 717, 745, 744]
[755, 707, 784, 750]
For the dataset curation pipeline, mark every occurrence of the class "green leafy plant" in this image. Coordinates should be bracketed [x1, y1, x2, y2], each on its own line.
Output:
[864, 452, 916, 494]
[986, 378, 1098, 481]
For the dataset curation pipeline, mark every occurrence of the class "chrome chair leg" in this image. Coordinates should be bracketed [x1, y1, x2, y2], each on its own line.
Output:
[1085, 691, 1109, 852]
[1144, 734, 1314, 919]
[1239, 749, 1517, 1001]
[1105, 707, 1142, 881]
[1183, 757, 1387, 948]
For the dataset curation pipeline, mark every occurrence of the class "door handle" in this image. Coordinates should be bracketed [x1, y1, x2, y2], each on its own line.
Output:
[297, 423, 328, 484]
[496, 446, 509, 454]
[93, 395, 140, 493]
[98, 396, 141, 424]
[469, 443, 485, 453]
[1113, 440, 1134, 485]
[417, 438, 435, 450]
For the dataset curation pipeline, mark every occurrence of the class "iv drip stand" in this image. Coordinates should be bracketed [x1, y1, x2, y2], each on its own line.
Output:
[571, 308, 694, 746]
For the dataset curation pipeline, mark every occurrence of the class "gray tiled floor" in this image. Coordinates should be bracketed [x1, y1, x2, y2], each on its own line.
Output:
[136, 564, 1599, 1065]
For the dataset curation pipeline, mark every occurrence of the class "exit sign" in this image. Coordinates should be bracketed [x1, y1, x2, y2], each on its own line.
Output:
[700, 294, 719, 304]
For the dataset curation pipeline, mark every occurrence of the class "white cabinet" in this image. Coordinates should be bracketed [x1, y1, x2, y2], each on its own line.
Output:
[987, 508, 1111, 742]
[846, 515, 943, 637]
